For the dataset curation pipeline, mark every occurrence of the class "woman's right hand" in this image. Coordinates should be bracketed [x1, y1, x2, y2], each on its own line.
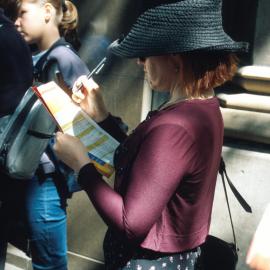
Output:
[72, 76, 109, 122]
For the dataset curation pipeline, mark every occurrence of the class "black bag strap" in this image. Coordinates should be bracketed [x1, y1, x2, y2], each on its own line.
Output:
[27, 129, 55, 139]
[45, 143, 70, 199]
[218, 157, 252, 251]
[219, 158, 252, 213]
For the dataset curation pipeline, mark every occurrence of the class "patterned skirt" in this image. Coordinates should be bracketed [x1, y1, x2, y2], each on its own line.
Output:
[103, 229, 204, 270]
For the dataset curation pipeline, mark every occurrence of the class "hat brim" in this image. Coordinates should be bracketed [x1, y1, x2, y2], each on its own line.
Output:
[109, 37, 249, 59]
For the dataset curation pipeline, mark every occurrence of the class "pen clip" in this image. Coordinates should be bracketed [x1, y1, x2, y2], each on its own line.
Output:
[87, 57, 107, 79]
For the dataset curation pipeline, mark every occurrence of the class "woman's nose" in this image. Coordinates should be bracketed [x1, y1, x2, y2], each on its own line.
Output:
[14, 18, 20, 28]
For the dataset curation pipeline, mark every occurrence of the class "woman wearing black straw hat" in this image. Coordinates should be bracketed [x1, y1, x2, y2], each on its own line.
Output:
[54, 0, 249, 269]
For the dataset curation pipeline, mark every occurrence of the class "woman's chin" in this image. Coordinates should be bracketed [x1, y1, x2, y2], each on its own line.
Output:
[22, 35, 34, 45]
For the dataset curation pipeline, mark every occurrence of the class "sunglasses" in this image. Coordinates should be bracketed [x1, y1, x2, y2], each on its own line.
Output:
[139, 57, 146, 62]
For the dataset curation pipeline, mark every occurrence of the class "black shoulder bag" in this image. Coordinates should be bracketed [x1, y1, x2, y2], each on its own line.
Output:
[201, 157, 252, 270]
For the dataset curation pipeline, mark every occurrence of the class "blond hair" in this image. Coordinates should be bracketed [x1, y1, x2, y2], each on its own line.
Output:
[17, 0, 80, 49]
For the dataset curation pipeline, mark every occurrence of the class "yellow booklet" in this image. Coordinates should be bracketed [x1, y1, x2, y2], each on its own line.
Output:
[33, 81, 119, 178]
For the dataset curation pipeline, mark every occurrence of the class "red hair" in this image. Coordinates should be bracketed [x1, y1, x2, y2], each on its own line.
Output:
[179, 52, 239, 97]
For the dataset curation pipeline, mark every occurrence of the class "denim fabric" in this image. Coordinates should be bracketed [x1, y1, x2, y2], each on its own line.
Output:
[25, 176, 66, 222]
[24, 175, 68, 270]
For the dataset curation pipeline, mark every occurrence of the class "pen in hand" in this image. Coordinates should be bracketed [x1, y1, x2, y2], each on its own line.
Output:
[72, 38, 122, 93]
[72, 57, 107, 93]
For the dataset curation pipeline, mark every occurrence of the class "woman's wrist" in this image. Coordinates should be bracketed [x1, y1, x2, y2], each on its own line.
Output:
[95, 110, 109, 123]
[74, 154, 91, 173]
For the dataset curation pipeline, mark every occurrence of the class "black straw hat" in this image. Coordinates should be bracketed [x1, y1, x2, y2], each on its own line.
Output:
[110, 0, 249, 58]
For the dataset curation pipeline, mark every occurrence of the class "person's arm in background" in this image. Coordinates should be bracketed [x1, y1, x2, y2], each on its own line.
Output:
[246, 204, 270, 270]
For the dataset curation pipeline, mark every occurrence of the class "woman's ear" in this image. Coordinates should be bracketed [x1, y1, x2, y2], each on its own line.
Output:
[44, 2, 54, 22]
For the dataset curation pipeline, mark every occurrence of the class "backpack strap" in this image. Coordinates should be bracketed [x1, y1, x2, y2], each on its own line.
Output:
[47, 143, 70, 190]
[27, 129, 54, 139]
[33, 38, 74, 82]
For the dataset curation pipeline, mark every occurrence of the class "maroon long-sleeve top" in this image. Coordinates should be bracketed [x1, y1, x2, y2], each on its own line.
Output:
[78, 97, 223, 252]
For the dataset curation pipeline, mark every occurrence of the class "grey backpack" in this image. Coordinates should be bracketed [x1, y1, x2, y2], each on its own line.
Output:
[0, 40, 74, 179]
[0, 39, 88, 180]
[0, 87, 56, 179]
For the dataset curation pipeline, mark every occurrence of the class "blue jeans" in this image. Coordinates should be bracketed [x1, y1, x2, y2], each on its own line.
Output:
[24, 174, 68, 270]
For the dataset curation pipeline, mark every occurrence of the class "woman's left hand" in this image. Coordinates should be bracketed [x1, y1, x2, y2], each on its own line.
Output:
[53, 132, 91, 172]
